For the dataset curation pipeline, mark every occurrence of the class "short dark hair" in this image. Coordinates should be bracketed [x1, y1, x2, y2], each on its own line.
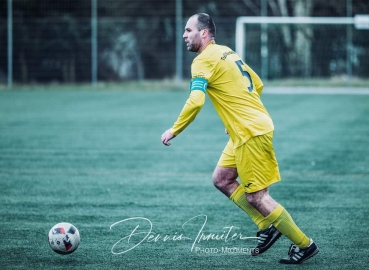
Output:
[195, 13, 216, 38]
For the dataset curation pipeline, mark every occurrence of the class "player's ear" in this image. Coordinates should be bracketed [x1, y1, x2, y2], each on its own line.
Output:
[201, 29, 207, 37]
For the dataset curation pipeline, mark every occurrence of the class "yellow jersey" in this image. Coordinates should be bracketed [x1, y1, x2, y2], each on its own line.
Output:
[171, 43, 274, 148]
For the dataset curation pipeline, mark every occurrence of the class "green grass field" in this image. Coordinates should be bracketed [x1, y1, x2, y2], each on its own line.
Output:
[1, 88, 369, 269]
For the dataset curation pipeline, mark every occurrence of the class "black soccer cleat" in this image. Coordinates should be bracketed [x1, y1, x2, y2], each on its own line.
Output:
[279, 239, 319, 264]
[251, 225, 282, 256]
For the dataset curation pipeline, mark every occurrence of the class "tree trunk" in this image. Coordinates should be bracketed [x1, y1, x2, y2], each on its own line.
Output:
[69, 53, 76, 83]
[293, 0, 313, 77]
[62, 53, 76, 83]
[275, 0, 313, 77]
[19, 50, 28, 83]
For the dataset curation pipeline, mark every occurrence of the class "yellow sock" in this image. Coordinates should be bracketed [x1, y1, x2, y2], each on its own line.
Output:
[266, 204, 310, 248]
[230, 185, 270, 230]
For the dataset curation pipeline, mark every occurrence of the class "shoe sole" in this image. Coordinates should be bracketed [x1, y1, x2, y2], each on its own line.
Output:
[252, 231, 282, 256]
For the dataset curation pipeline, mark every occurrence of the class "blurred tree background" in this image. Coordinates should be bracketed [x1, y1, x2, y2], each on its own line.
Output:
[0, 0, 368, 84]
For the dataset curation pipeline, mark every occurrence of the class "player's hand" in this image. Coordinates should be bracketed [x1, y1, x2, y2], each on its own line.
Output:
[161, 129, 176, 146]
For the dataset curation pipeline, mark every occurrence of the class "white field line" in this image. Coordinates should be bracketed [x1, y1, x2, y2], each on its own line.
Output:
[263, 87, 369, 95]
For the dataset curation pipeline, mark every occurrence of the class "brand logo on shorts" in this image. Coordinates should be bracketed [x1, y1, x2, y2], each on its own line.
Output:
[245, 183, 252, 188]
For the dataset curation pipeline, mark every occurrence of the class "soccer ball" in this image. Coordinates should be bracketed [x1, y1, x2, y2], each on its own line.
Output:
[48, 222, 80, 255]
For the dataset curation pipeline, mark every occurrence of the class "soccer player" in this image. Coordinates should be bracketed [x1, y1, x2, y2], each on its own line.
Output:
[161, 13, 319, 264]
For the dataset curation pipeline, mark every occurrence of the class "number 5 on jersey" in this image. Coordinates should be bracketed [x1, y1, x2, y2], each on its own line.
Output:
[235, 60, 253, 92]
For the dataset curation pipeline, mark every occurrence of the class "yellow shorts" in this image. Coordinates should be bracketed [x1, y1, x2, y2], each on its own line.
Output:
[217, 131, 281, 193]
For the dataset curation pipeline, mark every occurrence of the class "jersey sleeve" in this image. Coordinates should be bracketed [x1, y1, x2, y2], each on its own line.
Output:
[169, 56, 213, 136]
[170, 90, 206, 136]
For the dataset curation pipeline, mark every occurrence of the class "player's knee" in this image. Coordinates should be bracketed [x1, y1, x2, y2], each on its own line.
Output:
[212, 171, 230, 191]
[212, 166, 238, 192]
[212, 172, 223, 189]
